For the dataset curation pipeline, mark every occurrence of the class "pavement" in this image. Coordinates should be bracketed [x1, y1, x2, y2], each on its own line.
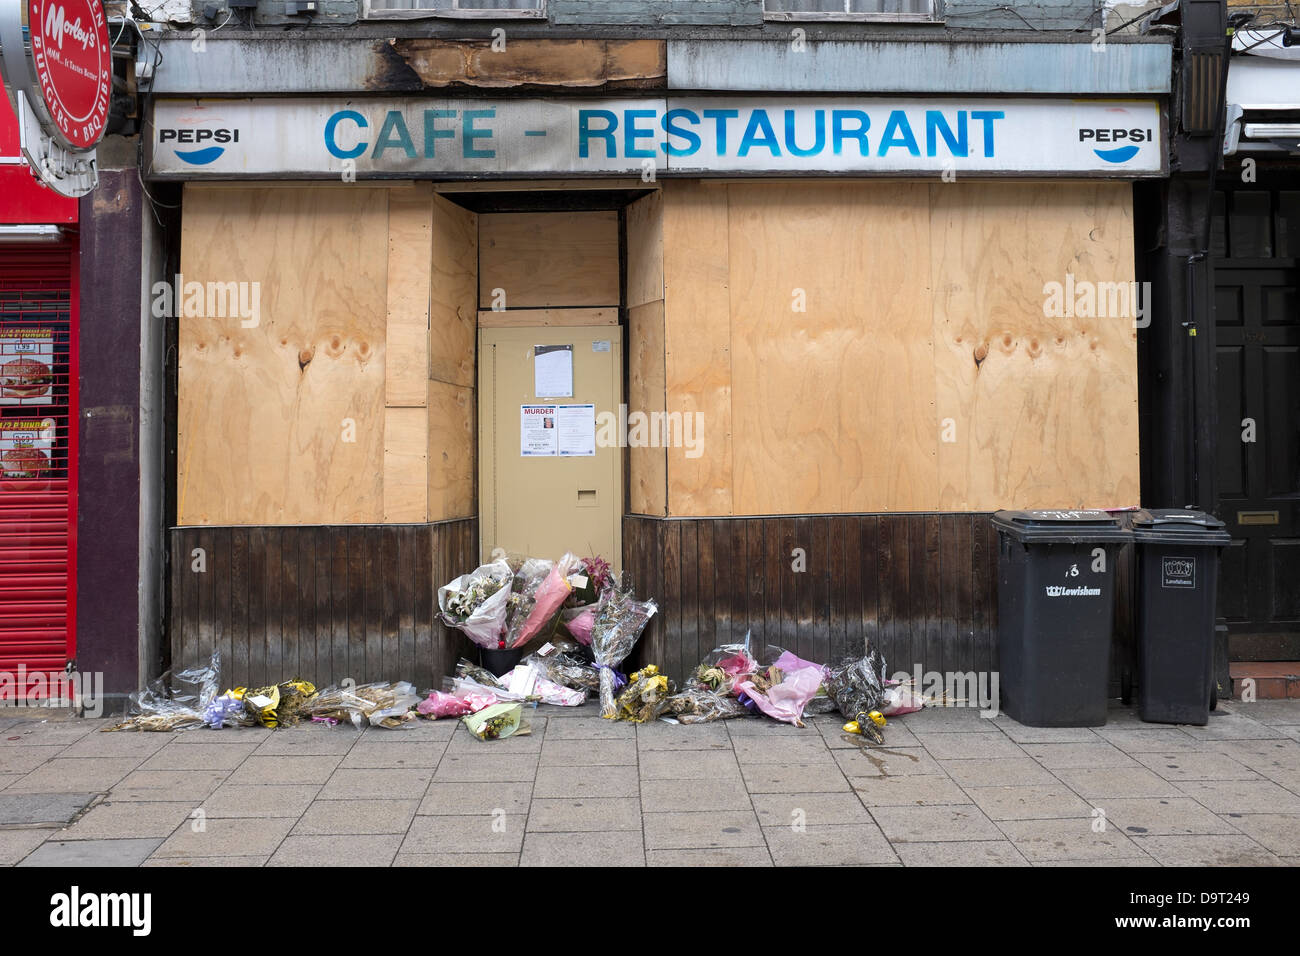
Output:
[0, 698, 1298, 866]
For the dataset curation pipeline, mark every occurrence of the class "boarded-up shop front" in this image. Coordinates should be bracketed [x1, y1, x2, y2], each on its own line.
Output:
[154, 96, 1162, 688]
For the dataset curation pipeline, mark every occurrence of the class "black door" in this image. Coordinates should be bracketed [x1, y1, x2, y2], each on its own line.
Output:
[1213, 188, 1300, 658]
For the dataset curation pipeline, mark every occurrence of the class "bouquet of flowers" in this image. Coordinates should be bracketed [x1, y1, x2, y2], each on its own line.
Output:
[589, 586, 658, 717]
[438, 560, 514, 649]
[505, 553, 582, 649]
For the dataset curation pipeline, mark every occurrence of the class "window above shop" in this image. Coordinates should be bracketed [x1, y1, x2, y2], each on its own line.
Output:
[763, 0, 940, 21]
[363, 0, 545, 20]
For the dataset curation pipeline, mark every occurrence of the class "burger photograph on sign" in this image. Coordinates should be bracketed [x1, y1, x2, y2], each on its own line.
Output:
[0, 328, 55, 405]
[0, 416, 55, 491]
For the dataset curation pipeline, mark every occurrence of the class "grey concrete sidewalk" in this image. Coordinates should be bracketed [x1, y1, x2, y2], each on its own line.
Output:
[1, 699, 1298, 866]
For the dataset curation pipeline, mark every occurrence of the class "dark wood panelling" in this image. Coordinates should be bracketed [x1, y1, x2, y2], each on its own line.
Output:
[169, 520, 477, 691]
[626, 513, 1007, 687]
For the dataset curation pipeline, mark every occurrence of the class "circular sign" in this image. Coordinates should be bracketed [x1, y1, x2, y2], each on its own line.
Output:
[25, 0, 111, 150]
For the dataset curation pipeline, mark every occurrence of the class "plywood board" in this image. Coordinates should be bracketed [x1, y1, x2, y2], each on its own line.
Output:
[430, 194, 478, 388]
[383, 406, 428, 522]
[629, 300, 667, 516]
[626, 190, 664, 308]
[386, 185, 433, 407]
[478, 308, 618, 328]
[929, 181, 1139, 510]
[727, 181, 939, 514]
[178, 185, 390, 525]
[428, 379, 475, 520]
[478, 211, 620, 309]
[662, 180, 733, 517]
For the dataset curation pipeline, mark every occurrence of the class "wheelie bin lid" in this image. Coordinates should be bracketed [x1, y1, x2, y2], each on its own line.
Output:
[1130, 508, 1231, 546]
[991, 509, 1132, 544]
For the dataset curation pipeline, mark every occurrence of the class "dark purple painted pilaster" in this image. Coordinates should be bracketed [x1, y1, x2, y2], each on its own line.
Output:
[77, 170, 143, 696]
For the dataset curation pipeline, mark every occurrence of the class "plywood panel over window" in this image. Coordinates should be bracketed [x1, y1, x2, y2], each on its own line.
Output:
[657, 178, 1140, 517]
[478, 210, 620, 309]
[178, 186, 391, 525]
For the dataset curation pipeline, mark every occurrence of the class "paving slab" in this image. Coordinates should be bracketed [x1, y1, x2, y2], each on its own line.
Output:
[1132, 751, 1259, 782]
[991, 720, 1100, 745]
[1051, 767, 1183, 799]
[1096, 797, 1238, 836]
[750, 791, 874, 827]
[894, 840, 1031, 866]
[940, 756, 1058, 788]
[647, 846, 774, 866]
[915, 732, 1024, 760]
[725, 719, 822, 736]
[538, 737, 637, 766]
[1212, 739, 1300, 773]
[434, 753, 538, 783]
[1173, 779, 1300, 813]
[869, 804, 1003, 842]
[1024, 743, 1140, 770]
[317, 768, 433, 800]
[635, 722, 736, 751]
[60, 733, 173, 759]
[833, 746, 945, 777]
[1226, 700, 1300, 726]
[0, 791, 99, 826]
[520, 830, 644, 866]
[639, 749, 741, 781]
[1, 723, 97, 746]
[819, 722, 922, 749]
[291, 799, 419, 835]
[150, 817, 295, 858]
[963, 785, 1094, 821]
[5, 757, 141, 792]
[643, 809, 764, 849]
[1181, 714, 1284, 741]
[226, 755, 342, 786]
[1092, 727, 1207, 752]
[253, 726, 365, 755]
[731, 735, 833, 764]
[61, 800, 195, 840]
[269, 834, 402, 866]
[169, 727, 275, 745]
[850, 775, 971, 807]
[533, 764, 637, 798]
[140, 741, 261, 771]
[20, 838, 163, 867]
[108, 769, 230, 802]
[420, 781, 534, 816]
[545, 717, 636, 740]
[199, 784, 321, 819]
[1128, 833, 1283, 866]
[143, 855, 270, 867]
[527, 797, 642, 832]
[894, 708, 998, 733]
[401, 813, 525, 854]
[394, 852, 520, 866]
[640, 778, 751, 813]
[0, 773, 21, 790]
[1216, 813, 1300, 857]
[337, 740, 445, 769]
[761, 823, 899, 866]
[740, 760, 849, 793]
[0, 829, 53, 865]
[997, 818, 1146, 862]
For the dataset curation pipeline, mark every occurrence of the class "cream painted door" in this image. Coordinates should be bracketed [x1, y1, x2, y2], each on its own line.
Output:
[479, 325, 622, 566]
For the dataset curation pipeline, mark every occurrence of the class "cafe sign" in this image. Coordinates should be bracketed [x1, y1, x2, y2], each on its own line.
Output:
[148, 96, 1166, 179]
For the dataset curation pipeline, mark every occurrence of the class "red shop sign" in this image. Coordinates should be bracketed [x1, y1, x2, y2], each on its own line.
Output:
[25, 0, 111, 150]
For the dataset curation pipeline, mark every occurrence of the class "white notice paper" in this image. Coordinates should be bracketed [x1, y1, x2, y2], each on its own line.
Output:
[534, 345, 573, 398]
[520, 404, 558, 456]
[557, 403, 596, 457]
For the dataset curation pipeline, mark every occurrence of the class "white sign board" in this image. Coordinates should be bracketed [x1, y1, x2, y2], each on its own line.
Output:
[148, 97, 1165, 178]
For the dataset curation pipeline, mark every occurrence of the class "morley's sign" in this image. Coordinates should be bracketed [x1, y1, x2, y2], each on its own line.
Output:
[148, 97, 1166, 179]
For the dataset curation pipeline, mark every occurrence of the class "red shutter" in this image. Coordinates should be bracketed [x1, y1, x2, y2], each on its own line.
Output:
[0, 240, 77, 699]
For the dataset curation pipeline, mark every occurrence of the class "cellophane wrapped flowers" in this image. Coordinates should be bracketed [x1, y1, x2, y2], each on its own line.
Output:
[590, 586, 658, 718]
[438, 560, 514, 649]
